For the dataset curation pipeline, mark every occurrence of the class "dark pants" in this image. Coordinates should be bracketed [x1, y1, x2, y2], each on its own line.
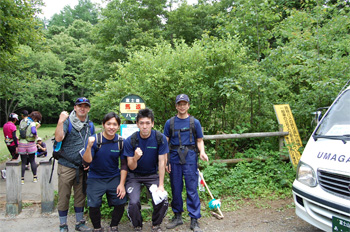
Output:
[7, 146, 19, 160]
[126, 173, 168, 228]
[169, 163, 201, 219]
[20, 153, 37, 178]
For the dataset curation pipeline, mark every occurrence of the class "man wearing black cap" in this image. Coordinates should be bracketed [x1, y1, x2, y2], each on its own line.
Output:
[163, 94, 209, 232]
[54, 97, 94, 232]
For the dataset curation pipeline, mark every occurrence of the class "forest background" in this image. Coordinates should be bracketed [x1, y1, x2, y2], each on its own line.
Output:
[1, 0, 350, 208]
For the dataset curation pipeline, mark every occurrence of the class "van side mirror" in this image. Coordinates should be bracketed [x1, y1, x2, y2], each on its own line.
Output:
[312, 107, 329, 125]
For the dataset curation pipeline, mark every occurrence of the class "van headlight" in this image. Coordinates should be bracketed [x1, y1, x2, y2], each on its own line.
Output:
[296, 162, 317, 187]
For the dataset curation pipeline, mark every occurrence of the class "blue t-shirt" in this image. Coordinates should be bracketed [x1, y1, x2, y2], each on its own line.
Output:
[163, 116, 203, 164]
[86, 134, 124, 179]
[123, 130, 169, 175]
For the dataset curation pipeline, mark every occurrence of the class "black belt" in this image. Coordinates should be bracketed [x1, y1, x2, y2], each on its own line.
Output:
[170, 145, 197, 150]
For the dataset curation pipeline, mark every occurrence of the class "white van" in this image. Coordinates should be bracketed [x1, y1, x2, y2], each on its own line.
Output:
[292, 83, 350, 232]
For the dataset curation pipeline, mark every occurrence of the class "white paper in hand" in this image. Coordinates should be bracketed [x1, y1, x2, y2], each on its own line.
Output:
[149, 184, 168, 205]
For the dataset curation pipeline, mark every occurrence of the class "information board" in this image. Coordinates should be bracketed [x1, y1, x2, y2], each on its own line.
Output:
[120, 124, 139, 139]
[120, 94, 146, 121]
[274, 104, 303, 167]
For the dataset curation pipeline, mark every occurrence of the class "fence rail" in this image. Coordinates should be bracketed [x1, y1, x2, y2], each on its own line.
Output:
[202, 128, 289, 164]
[203, 131, 289, 140]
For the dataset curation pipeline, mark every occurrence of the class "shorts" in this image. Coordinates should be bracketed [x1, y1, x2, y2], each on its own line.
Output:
[7, 146, 19, 159]
[86, 176, 127, 208]
[18, 142, 37, 155]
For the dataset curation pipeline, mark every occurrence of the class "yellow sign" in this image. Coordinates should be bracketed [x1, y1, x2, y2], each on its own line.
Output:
[274, 104, 302, 167]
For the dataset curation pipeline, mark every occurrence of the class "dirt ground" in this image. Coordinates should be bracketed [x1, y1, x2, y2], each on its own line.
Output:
[0, 197, 322, 232]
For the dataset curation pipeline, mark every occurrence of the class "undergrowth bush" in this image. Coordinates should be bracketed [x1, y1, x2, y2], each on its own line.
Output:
[61, 146, 296, 220]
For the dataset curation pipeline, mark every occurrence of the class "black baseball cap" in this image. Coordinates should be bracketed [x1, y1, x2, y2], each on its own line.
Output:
[75, 97, 91, 107]
[176, 94, 190, 104]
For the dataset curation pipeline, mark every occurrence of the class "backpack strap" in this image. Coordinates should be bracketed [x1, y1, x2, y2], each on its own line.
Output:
[169, 116, 175, 138]
[96, 132, 103, 151]
[189, 116, 196, 143]
[155, 130, 164, 146]
[118, 136, 124, 151]
[130, 131, 139, 150]
[88, 121, 95, 135]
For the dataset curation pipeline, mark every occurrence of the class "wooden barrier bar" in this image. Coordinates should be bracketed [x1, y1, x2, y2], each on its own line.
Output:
[40, 159, 54, 213]
[203, 131, 289, 140]
[6, 159, 22, 215]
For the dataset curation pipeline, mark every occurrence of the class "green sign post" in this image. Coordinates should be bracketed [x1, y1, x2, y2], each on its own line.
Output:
[120, 94, 146, 121]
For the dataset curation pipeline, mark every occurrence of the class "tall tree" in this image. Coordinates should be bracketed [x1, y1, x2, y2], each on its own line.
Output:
[48, 0, 99, 27]
[0, 0, 44, 71]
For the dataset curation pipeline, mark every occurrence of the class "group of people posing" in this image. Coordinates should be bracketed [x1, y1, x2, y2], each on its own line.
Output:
[3, 110, 45, 184]
[6, 93, 208, 232]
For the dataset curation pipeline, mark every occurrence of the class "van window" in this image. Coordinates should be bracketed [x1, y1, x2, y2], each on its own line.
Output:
[315, 90, 350, 136]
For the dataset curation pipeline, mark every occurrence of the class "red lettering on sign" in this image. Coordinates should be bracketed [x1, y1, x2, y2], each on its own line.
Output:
[125, 104, 131, 110]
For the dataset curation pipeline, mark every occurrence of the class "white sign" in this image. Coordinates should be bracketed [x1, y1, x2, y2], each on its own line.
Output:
[120, 124, 139, 138]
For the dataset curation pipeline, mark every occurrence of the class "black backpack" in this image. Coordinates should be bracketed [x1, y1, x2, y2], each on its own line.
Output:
[130, 130, 164, 151]
[95, 132, 123, 153]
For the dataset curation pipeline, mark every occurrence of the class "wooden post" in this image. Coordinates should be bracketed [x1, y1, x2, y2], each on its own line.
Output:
[279, 124, 284, 152]
[40, 159, 54, 213]
[6, 159, 22, 215]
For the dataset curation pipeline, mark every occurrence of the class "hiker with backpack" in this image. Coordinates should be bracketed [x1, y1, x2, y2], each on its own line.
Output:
[3, 113, 19, 160]
[163, 94, 209, 232]
[18, 111, 42, 185]
[123, 108, 169, 232]
[82, 112, 127, 232]
[1, 113, 20, 179]
[54, 97, 94, 232]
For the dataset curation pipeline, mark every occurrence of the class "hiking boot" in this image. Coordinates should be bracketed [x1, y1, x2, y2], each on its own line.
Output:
[166, 213, 183, 229]
[60, 224, 69, 232]
[107, 226, 118, 232]
[134, 227, 142, 232]
[151, 225, 162, 232]
[75, 220, 92, 231]
[190, 218, 202, 232]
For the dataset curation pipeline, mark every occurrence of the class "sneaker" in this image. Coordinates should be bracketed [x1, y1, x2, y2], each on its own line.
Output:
[134, 227, 142, 232]
[25, 165, 30, 170]
[166, 213, 183, 229]
[151, 225, 162, 232]
[75, 220, 92, 231]
[1, 169, 6, 179]
[21, 180, 24, 185]
[59, 224, 69, 232]
[33, 177, 38, 183]
[107, 226, 118, 232]
[190, 218, 202, 232]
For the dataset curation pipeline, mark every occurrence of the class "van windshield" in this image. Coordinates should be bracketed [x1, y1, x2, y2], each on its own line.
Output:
[314, 89, 350, 137]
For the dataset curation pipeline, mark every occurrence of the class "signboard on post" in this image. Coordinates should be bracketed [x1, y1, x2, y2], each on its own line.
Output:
[274, 104, 303, 167]
[120, 94, 146, 121]
[120, 124, 139, 139]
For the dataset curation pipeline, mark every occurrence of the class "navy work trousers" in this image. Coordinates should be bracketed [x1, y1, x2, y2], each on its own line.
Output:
[169, 163, 201, 219]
